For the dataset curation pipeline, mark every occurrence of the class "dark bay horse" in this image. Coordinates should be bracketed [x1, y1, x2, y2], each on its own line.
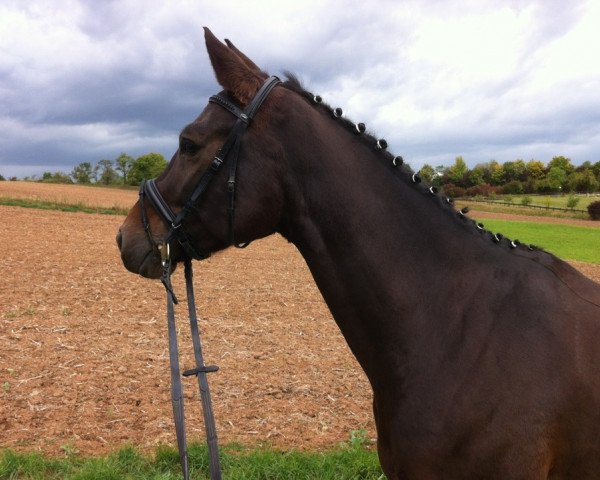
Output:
[117, 28, 600, 479]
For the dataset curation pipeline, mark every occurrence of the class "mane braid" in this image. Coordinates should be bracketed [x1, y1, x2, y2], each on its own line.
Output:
[282, 73, 413, 181]
[281, 73, 538, 256]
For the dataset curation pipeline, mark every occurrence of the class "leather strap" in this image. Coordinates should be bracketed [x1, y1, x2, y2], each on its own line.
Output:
[208, 95, 248, 121]
[183, 260, 221, 479]
[163, 258, 189, 478]
[146, 179, 177, 225]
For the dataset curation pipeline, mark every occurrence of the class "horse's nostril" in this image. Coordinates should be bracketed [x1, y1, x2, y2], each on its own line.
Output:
[116, 231, 123, 250]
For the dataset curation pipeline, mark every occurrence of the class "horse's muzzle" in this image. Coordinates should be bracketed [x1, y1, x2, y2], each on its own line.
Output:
[116, 228, 164, 279]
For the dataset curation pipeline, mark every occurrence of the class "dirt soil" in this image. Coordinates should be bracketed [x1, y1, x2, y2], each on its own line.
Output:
[1, 193, 599, 457]
[1, 205, 373, 457]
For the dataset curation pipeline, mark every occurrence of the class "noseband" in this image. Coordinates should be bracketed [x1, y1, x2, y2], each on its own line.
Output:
[139, 75, 281, 262]
[137, 76, 281, 480]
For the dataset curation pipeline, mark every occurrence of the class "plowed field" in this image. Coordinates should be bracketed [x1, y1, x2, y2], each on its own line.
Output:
[1, 183, 599, 457]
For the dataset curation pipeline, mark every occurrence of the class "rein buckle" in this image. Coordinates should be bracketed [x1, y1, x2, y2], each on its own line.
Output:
[159, 241, 170, 266]
[211, 157, 224, 172]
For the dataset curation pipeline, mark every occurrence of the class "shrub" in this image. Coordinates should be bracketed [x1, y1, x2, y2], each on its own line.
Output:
[442, 183, 466, 198]
[521, 196, 532, 206]
[566, 195, 580, 210]
[524, 179, 537, 194]
[502, 180, 524, 195]
[41, 171, 73, 184]
[465, 183, 501, 197]
[588, 200, 600, 220]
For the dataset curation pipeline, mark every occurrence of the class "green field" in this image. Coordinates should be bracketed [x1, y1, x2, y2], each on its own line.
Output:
[475, 218, 600, 264]
[1, 439, 383, 480]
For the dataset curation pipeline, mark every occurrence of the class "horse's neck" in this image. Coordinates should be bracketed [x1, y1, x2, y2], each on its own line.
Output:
[278, 120, 487, 387]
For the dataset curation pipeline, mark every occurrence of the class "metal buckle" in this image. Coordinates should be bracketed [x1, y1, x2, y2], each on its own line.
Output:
[211, 157, 223, 172]
[159, 241, 170, 266]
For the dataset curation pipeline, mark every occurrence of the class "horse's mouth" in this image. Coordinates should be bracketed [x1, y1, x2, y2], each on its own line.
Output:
[137, 249, 164, 279]
[116, 228, 170, 279]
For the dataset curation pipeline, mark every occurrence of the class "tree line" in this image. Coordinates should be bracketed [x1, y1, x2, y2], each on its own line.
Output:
[1, 153, 168, 186]
[2, 154, 600, 196]
[421, 156, 600, 197]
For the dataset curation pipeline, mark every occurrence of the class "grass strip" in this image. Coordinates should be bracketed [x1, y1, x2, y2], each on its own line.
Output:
[0, 197, 128, 216]
[476, 218, 600, 264]
[0, 440, 384, 479]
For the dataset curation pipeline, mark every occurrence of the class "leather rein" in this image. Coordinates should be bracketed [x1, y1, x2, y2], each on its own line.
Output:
[138, 76, 281, 480]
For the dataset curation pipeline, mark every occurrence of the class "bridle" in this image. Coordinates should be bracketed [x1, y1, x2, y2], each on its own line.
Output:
[140, 75, 281, 263]
[138, 76, 281, 480]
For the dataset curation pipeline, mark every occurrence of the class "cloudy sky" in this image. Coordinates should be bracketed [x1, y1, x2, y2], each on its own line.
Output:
[1, 0, 599, 178]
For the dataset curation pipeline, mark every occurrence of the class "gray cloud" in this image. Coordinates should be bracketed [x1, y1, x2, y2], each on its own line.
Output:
[1, 0, 599, 178]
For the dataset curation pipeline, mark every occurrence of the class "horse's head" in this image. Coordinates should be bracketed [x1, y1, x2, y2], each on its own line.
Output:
[117, 28, 288, 278]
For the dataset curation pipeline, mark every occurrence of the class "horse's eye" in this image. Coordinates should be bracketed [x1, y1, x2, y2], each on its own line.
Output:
[180, 138, 199, 156]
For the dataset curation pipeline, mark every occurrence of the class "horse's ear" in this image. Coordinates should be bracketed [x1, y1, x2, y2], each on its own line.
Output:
[204, 27, 264, 105]
[224, 38, 262, 73]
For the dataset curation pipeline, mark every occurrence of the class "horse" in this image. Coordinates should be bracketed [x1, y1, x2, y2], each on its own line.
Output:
[116, 28, 600, 479]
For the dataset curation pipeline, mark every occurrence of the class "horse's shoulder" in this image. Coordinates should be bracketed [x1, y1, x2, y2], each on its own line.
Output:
[535, 254, 600, 308]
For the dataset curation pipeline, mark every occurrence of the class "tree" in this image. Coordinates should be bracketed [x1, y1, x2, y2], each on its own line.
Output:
[489, 160, 505, 186]
[115, 153, 134, 184]
[526, 160, 546, 180]
[567, 170, 599, 193]
[548, 156, 574, 175]
[419, 164, 438, 185]
[95, 159, 120, 185]
[467, 164, 487, 187]
[544, 166, 567, 192]
[128, 153, 168, 185]
[593, 161, 600, 181]
[576, 161, 593, 172]
[0, 174, 5, 181]
[445, 156, 469, 186]
[71, 162, 93, 184]
[502, 160, 526, 183]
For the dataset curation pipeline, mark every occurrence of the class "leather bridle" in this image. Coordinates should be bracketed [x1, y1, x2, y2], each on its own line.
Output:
[139, 75, 281, 263]
[137, 76, 281, 480]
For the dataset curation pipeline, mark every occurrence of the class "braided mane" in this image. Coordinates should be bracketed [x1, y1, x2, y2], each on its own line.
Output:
[280, 72, 539, 255]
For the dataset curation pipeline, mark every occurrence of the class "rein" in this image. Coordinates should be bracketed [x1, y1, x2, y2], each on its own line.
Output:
[138, 76, 281, 480]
